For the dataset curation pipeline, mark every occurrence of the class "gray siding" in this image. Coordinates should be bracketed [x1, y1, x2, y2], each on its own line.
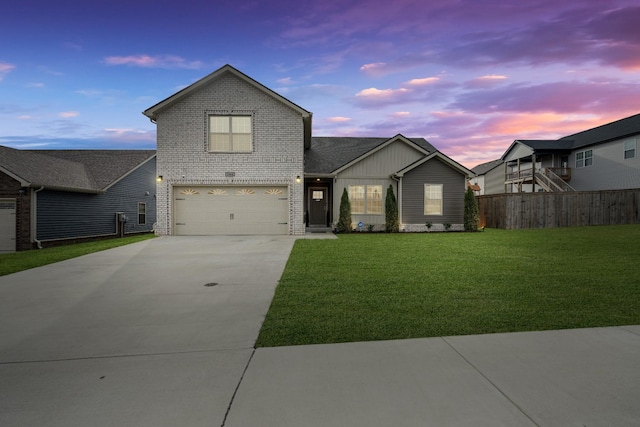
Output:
[332, 139, 424, 229]
[570, 136, 640, 190]
[36, 158, 157, 241]
[401, 157, 466, 225]
[333, 178, 396, 229]
[338, 142, 424, 178]
[484, 164, 506, 195]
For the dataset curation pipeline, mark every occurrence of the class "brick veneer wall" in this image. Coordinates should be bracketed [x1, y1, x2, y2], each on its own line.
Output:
[154, 73, 305, 235]
[0, 172, 32, 251]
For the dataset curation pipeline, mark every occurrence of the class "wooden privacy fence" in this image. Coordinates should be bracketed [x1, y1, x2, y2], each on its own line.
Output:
[477, 189, 640, 229]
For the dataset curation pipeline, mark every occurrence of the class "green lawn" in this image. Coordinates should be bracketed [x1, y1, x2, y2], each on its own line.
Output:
[0, 234, 155, 276]
[256, 225, 640, 347]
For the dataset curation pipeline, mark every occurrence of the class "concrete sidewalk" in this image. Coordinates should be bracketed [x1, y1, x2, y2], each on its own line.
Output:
[226, 325, 640, 427]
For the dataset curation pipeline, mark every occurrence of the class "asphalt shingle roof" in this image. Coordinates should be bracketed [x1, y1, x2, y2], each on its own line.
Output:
[305, 136, 437, 174]
[0, 146, 155, 192]
[471, 159, 503, 175]
[559, 113, 640, 148]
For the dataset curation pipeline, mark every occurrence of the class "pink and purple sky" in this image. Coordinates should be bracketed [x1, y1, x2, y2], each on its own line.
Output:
[2, 0, 640, 168]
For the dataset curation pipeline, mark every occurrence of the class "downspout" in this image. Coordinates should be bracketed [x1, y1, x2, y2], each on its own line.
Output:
[32, 186, 44, 249]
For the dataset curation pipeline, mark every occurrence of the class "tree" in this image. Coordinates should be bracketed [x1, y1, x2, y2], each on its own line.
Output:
[385, 184, 399, 232]
[464, 186, 479, 231]
[337, 188, 352, 232]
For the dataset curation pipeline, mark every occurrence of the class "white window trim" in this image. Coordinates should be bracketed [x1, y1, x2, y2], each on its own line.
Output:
[424, 184, 443, 216]
[348, 185, 384, 215]
[624, 139, 636, 159]
[208, 114, 253, 153]
[575, 149, 593, 168]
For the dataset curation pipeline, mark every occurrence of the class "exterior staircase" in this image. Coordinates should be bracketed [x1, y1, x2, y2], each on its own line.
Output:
[534, 168, 575, 192]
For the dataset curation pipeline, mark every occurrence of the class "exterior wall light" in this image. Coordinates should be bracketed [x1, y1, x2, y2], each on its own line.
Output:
[156, 175, 163, 182]
[295, 175, 301, 183]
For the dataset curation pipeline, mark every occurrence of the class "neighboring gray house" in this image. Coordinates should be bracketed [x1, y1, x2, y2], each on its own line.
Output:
[470, 159, 504, 195]
[0, 146, 156, 252]
[499, 114, 640, 193]
[144, 64, 473, 235]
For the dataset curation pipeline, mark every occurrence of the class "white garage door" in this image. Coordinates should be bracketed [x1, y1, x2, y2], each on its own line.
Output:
[173, 186, 289, 235]
[0, 199, 16, 253]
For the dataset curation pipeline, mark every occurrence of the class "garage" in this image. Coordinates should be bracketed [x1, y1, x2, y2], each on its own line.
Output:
[173, 186, 289, 235]
[0, 199, 16, 253]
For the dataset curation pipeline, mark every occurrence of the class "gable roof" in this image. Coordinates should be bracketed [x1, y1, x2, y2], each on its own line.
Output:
[502, 113, 640, 160]
[394, 151, 474, 178]
[471, 159, 503, 175]
[305, 135, 437, 175]
[559, 113, 640, 148]
[0, 146, 155, 193]
[143, 64, 313, 148]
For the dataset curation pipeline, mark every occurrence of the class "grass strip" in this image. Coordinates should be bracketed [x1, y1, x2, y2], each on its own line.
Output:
[0, 234, 155, 276]
[257, 225, 640, 347]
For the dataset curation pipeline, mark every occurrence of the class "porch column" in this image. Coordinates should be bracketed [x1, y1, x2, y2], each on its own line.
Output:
[531, 153, 536, 193]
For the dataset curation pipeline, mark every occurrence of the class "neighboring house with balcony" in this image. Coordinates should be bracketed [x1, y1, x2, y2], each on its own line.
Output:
[0, 146, 156, 252]
[144, 64, 473, 236]
[480, 113, 640, 194]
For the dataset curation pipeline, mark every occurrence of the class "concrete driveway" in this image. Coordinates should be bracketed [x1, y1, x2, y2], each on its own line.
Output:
[0, 236, 296, 427]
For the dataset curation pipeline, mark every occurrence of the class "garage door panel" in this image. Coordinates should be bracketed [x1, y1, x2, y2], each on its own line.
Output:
[173, 186, 289, 235]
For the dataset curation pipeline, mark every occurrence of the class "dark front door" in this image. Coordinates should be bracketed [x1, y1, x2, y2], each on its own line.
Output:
[308, 187, 328, 226]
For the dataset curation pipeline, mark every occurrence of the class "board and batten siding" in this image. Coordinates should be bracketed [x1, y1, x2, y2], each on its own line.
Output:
[333, 177, 395, 230]
[332, 139, 424, 230]
[401, 157, 466, 228]
[338, 141, 425, 178]
[36, 158, 157, 241]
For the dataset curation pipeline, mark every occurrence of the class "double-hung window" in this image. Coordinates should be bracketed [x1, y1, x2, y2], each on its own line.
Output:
[138, 203, 146, 225]
[424, 184, 443, 215]
[575, 149, 593, 168]
[348, 185, 383, 214]
[209, 115, 252, 152]
[624, 139, 636, 159]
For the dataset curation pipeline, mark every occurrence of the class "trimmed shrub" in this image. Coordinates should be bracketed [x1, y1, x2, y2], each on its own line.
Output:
[337, 188, 352, 233]
[464, 186, 479, 231]
[385, 184, 399, 232]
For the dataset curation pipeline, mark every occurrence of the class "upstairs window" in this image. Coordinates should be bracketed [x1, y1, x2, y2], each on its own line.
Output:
[209, 116, 252, 152]
[575, 149, 593, 168]
[424, 184, 443, 215]
[624, 139, 636, 159]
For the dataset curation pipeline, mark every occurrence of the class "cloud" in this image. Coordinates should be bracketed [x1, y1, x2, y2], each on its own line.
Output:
[58, 111, 79, 118]
[0, 62, 16, 81]
[407, 77, 440, 86]
[26, 82, 45, 88]
[360, 62, 388, 76]
[326, 116, 351, 123]
[277, 77, 294, 85]
[103, 128, 155, 143]
[103, 54, 203, 69]
[465, 75, 508, 88]
[451, 80, 640, 115]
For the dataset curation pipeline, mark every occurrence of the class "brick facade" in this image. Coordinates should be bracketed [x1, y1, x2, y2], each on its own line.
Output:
[0, 172, 32, 251]
[153, 72, 305, 236]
